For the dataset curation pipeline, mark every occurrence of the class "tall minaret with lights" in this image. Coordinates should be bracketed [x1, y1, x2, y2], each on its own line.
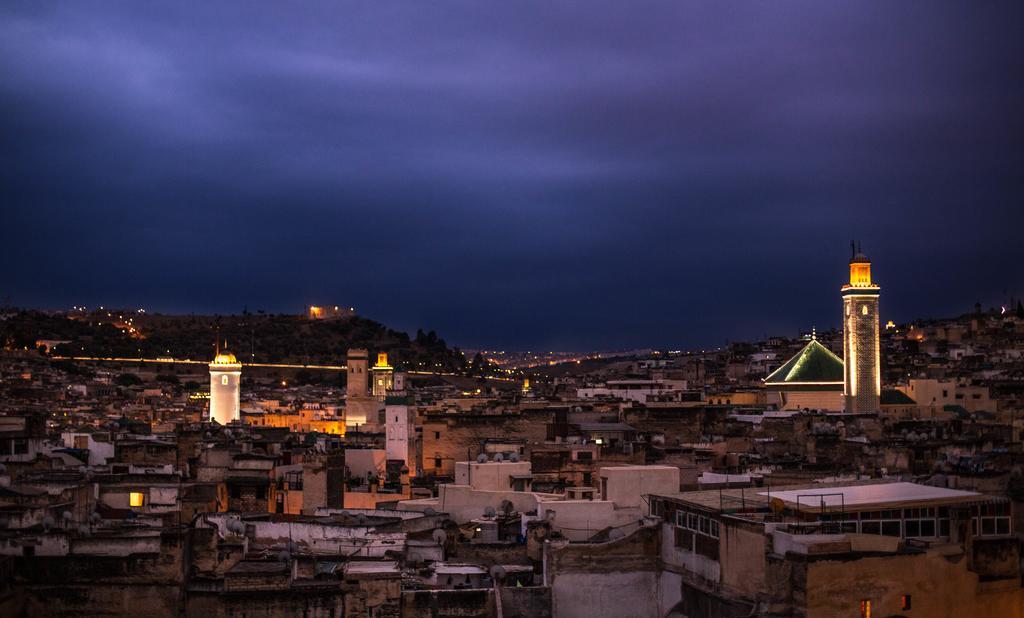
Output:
[209, 341, 242, 424]
[841, 242, 881, 413]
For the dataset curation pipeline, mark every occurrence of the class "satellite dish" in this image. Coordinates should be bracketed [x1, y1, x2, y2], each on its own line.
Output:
[492, 453, 504, 463]
[500, 500, 514, 515]
[62, 511, 74, 522]
[489, 565, 506, 581]
[476, 454, 488, 463]
[42, 516, 55, 531]
[90, 512, 102, 523]
[508, 452, 520, 462]
[423, 507, 436, 516]
[608, 528, 625, 541]
[432, 529, 447, 544]
[277, 550, 291, 562]
[484, 506, 496, 517]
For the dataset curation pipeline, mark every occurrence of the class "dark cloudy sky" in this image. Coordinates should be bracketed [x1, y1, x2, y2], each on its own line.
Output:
[2, 2, 1022, 350]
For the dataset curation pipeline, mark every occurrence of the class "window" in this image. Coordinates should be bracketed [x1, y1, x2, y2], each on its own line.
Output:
[859, 599, 871, 618]
[221, 375, 229, 386]
[901, 595, 912, 611]
[129, 492, 145, 507]
[434, 457, 442, 469]
[881, 521, 901, 536]
[434, 431, 440, 440]
[862, 305, 869, 315]
[975, 502, 1012, 537]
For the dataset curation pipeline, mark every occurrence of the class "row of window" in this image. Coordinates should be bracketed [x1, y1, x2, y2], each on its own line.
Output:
[675, 510, 720, 539]
[820, 516, 1010, 538]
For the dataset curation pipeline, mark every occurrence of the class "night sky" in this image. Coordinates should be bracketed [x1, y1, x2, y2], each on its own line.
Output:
[2, 3, 1022, 351]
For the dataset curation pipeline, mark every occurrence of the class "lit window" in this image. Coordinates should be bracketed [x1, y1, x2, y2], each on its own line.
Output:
[901, 595, 911, 611]
[221, 375, 229, 386]
[859, 599, 871, 618]
[129, 492, 145, 507]
[862, 305, 869, 316]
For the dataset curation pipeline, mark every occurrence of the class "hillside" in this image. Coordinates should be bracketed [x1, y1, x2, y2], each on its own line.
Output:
[1, 309, 469, 372]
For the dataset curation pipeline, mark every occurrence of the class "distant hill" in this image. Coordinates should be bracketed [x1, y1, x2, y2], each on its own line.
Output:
[1, 309, 470, 372]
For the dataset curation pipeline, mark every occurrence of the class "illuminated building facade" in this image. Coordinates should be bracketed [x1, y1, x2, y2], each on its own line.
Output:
[307, 305, 355, 320]
[209, 350, 242, 425]
[371, 352, 394, 400]
[842, 248, 881, 413]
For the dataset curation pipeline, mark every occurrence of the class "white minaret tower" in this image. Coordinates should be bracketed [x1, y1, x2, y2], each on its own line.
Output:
[209, 344, 241, 425]
[842, 243, 881, 413]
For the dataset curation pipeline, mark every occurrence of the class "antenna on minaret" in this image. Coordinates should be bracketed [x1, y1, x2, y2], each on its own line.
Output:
[850, 240, 856, 259]
[215, 329, 220, 356]
[858, 240, 862, 255]
[812, 326, 817, 340]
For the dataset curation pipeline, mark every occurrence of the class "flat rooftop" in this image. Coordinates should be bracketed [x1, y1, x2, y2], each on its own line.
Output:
[344, 561, 400, 575]
[654, 480, 997, 514]
[761, 482, 984, 511]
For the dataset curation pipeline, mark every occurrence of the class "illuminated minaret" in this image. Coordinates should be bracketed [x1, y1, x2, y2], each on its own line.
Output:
[209, 344, 242, 425]
[371, 352, 394, 400]
[841, 243, 881, 413]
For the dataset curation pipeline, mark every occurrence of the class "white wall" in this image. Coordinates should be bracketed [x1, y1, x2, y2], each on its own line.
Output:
[601, 466, 680, 508]
[454, 461, 531, 491]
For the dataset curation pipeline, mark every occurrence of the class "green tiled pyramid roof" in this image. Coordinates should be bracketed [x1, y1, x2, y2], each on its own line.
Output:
[764, 339, 844, 385]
